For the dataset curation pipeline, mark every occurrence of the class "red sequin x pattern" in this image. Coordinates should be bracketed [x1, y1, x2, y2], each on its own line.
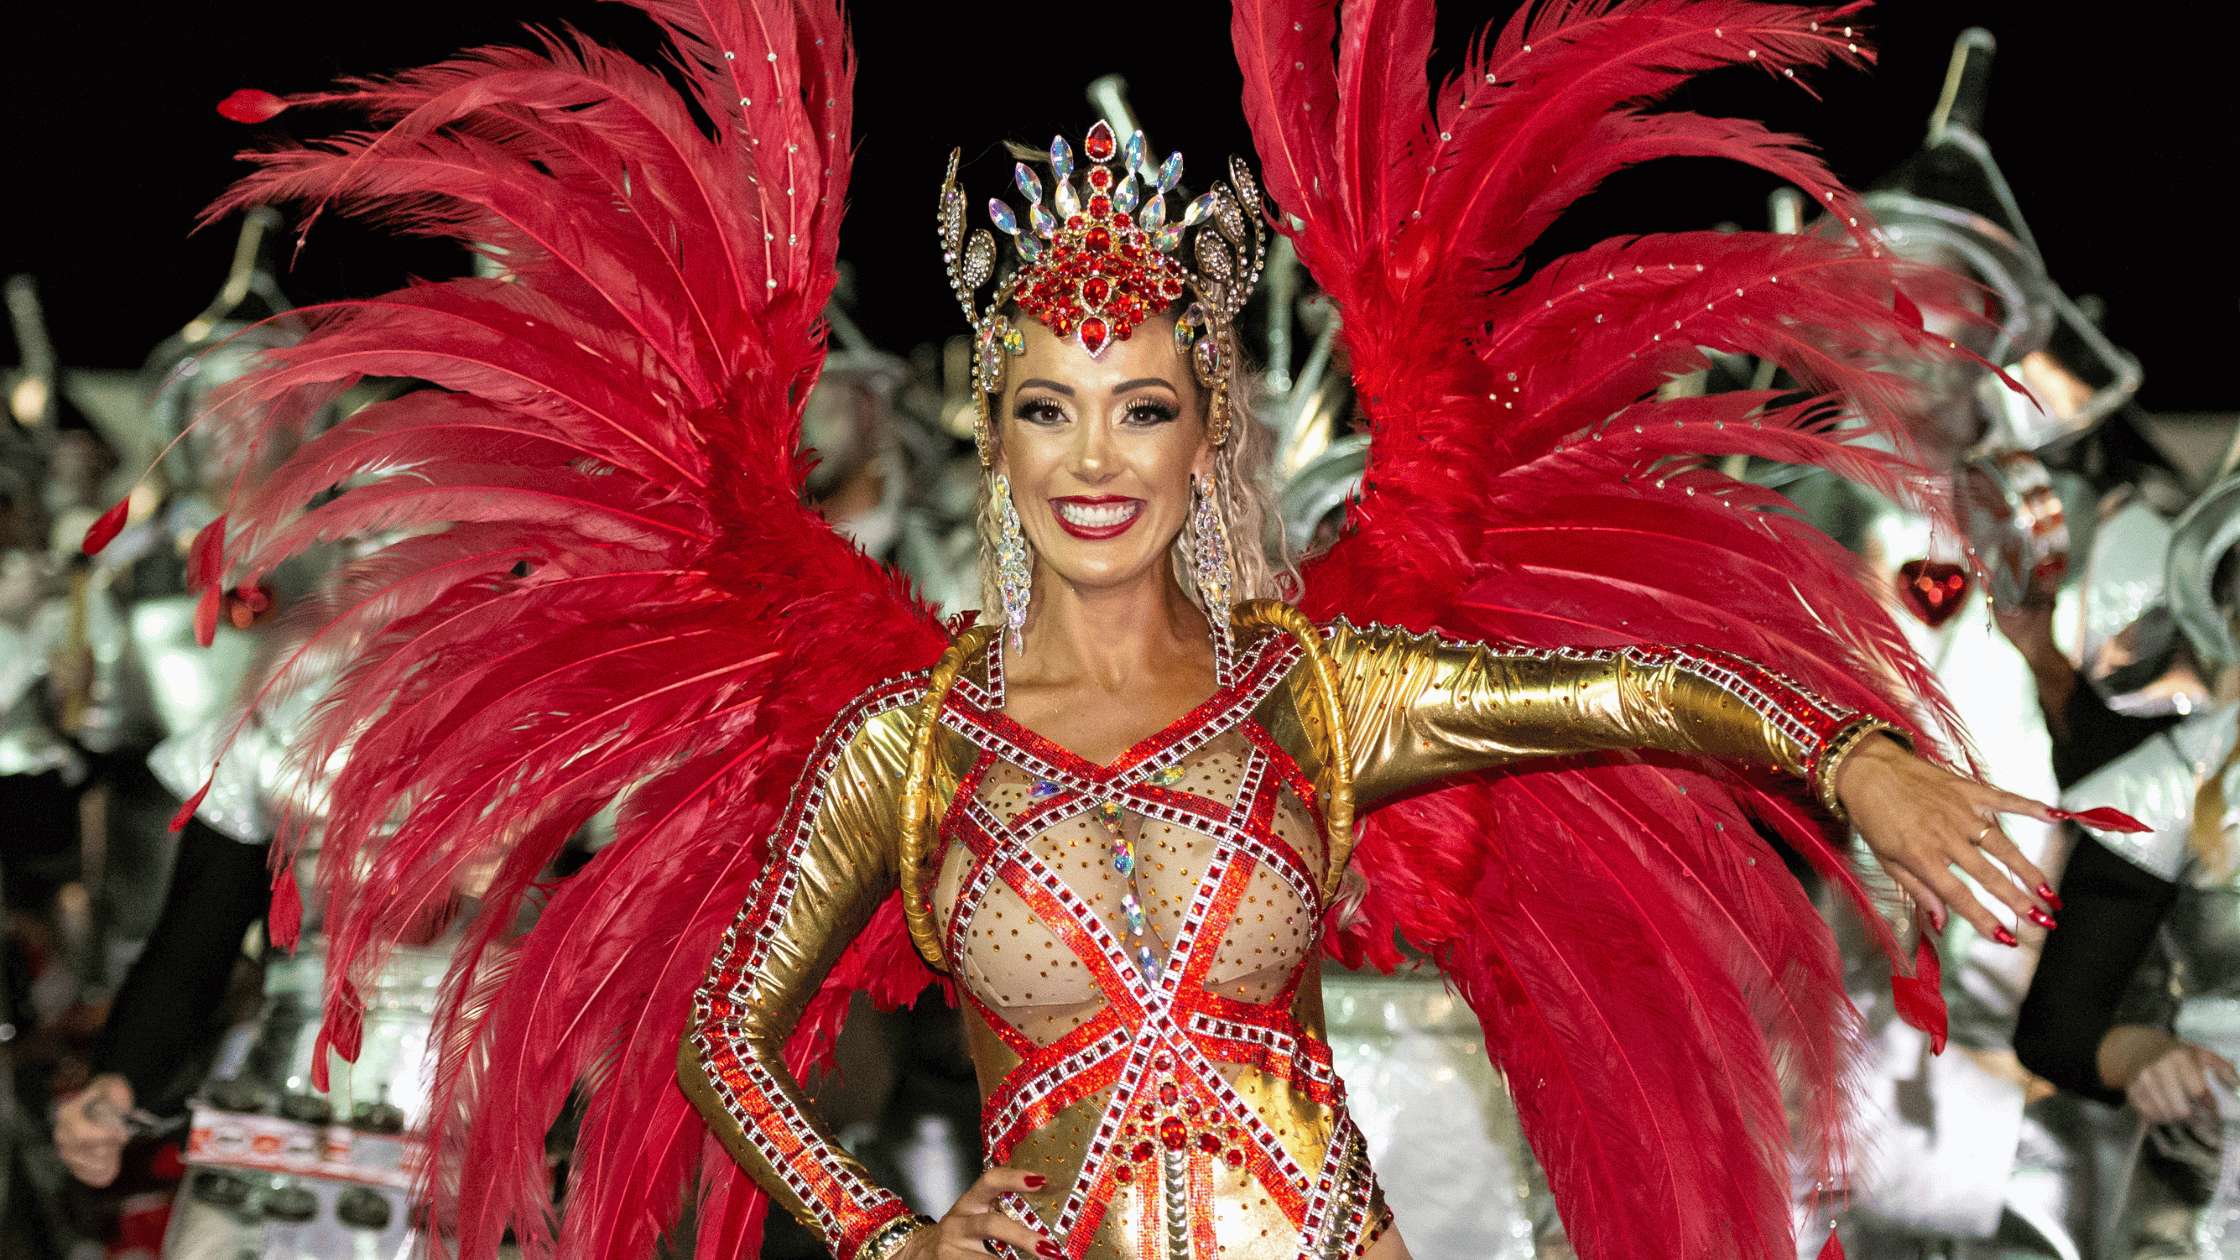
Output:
[932, 634, 1381, 1260]
[1014, 194, 1187, 357]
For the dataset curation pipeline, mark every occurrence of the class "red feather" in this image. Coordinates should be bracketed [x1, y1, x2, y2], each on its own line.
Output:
[81, 499, 129, 555]
[168, 779, 213, 832]
[269, 857, 303, 952]
[189, 3, 907, 1256]
[1235, 2, 1968, 1257]
[216, 89, 289, 123]
[1891, 933, 1947, 1054]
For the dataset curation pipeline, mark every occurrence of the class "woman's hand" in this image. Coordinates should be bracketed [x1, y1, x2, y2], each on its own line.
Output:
[53, 1074, 134, 1188]
[896, 1167, 1060, 1260]
[1834, 734, 2058, 944]
[2105, 1026, 2231, 1120]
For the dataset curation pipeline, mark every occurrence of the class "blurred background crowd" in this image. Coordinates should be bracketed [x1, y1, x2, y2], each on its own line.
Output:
[2, 3, 2237, 1259]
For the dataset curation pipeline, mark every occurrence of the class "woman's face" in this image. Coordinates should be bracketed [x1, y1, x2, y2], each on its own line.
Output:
[997, 315, 1212, 598]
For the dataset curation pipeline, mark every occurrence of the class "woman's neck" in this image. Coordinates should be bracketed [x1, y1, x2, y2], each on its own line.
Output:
[1014, 563, 1213, 694]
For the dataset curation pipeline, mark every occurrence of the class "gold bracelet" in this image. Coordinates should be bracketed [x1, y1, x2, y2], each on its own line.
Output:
[1815, 719, 1903, 824]
[856, 1214, 936, 1260]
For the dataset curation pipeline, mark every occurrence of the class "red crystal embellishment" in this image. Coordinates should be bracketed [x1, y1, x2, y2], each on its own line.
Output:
[1895, 559, 1971, 629]
[1079, 317, 1110, 355]
[1081, 276, 1112, 309]
[1088, 166, 1113, 190]
[1158, 1116, 1187, 1151]
[1083, 120, 1117, 162]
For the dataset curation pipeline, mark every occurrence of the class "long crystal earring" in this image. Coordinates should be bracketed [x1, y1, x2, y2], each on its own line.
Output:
[992, 473, 1033, 653]
[1189, 471, 1235, 617]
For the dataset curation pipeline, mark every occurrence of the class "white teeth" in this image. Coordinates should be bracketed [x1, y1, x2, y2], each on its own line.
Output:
[1056, 499, 1142, 528]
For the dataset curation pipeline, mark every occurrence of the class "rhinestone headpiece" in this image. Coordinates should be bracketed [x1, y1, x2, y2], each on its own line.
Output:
[938, 120, 1268, 464]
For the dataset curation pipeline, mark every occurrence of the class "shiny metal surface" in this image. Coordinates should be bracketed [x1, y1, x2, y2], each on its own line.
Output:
[2167, 474, 2240, 671]
[2064, 704, 2236, 884]
[1321, 965, 1560, 1260]
[1962, 450, 2070, 608]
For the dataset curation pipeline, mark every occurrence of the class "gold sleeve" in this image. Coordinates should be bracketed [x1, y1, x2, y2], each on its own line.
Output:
[679, 678, 930, 1260]
[1326, 620, 1885, 807]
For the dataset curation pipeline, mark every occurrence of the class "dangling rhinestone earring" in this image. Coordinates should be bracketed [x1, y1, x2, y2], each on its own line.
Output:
[1189, 471, 1235, 617]
[992, 473, 1033, 653]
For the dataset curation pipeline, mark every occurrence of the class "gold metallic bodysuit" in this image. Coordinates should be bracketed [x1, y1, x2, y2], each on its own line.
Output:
[682, 603, 1872, 1260]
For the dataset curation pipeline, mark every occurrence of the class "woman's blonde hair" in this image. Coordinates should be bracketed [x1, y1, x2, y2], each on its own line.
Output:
[974, 318, 1300, 619]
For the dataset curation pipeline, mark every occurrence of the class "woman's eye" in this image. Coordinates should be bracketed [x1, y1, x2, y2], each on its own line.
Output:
[1125, 402, 1179, 426]
[1014, 399, 1066, 425]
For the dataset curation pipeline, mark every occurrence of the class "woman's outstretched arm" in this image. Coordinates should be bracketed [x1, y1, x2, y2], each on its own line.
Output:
[1325, 620, 2057, 938]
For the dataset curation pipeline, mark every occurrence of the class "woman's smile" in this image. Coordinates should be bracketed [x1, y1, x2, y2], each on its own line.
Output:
[1051, 495, 1145, 539]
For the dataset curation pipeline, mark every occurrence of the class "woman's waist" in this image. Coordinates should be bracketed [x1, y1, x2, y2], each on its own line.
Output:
[986, 1069, 1379, 1260]
[978, 1007, 1338, 1152]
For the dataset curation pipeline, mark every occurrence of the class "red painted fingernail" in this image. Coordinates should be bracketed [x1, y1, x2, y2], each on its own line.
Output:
[1023, 1174, 1045, 1189]
[1037, 1244, 1062, 1258]
[1993, 926, 2018, 947]
[2027, 908, 2057, 930]
[2037, 883, 2064, 911]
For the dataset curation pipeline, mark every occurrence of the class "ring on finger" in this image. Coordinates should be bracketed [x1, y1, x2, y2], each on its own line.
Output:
[1973, 824, 1995, 845]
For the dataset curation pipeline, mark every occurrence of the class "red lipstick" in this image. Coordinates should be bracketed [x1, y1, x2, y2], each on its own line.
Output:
[1050, 495, 1144, 540]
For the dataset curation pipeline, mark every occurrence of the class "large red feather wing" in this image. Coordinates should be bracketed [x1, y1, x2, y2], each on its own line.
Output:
[122, 4, 942, 1258]
[1235, 3, 1962, 1259]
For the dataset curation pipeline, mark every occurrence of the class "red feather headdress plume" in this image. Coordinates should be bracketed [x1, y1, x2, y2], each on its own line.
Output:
[126, 3, 947, 1256]
[1234, 2, 1971, 1258]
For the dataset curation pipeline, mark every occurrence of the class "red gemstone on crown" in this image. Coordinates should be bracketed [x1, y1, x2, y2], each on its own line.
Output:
[1088, 196, 1112, 219]
[1088, 166, 1113, 190]
[1157, 1082, 1178, 1106]
[1079, 316, 1110, 354]
[1197, 1132, 1221, 1154]
[1082, 276, 1112, 309]
[1084, 225, 1112, 254]
[1084, 121, 1117, 162]
[1132, 1140, 1154, 1162]
[1158, 1116, 1187, 1151]
[1224, 1148, 1245, 1169]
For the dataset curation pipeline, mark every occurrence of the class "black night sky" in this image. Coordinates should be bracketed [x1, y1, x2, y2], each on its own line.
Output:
[4, 2, 2234, 412]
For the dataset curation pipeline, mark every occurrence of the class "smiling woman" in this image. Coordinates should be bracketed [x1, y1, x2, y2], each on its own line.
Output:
[137, 2, 2114, 1260]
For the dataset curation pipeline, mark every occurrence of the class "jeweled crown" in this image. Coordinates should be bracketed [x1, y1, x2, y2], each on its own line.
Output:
[937, 120, 1268, 462]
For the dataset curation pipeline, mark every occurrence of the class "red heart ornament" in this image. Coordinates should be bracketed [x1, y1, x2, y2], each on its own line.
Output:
[1896, 559, 1972, 628]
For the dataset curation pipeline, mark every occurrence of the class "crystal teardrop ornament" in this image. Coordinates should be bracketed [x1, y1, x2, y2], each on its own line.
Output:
[1157, 152, 1183, 192]
[1183, 192, 1219, 227]
[988, 199, 1019, 235]
[961, 231, 995, 288]
[1083, 119, 1118, 163]
[1049, 135, 1074, 183]
[1014, 163, 1043, 205]
[1138, 193, 1166, 231]
[1029, 779, 1061, 801]
[1121, 893, 1147, 936]
[1055, 179, 1080, 220]
[1194, 234, 1231, 281]
[1017, 233, 1042, 262]
[1149, 764, 1184, 787]
[1137, 947, 1159, 987]
[1113, 177, 1139, 215]
[1112, 843, 1134, 875]
[1153, 224, 1184, 253]
[1124, 130, 1146, 173]
[1029, 202, 1057, 238]
[1096, 800, 1124, 831]
[1002, 325, 1025, 355]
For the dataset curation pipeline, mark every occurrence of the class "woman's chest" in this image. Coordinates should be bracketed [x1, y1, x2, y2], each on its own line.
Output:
[931, 725, 1329, 1041]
